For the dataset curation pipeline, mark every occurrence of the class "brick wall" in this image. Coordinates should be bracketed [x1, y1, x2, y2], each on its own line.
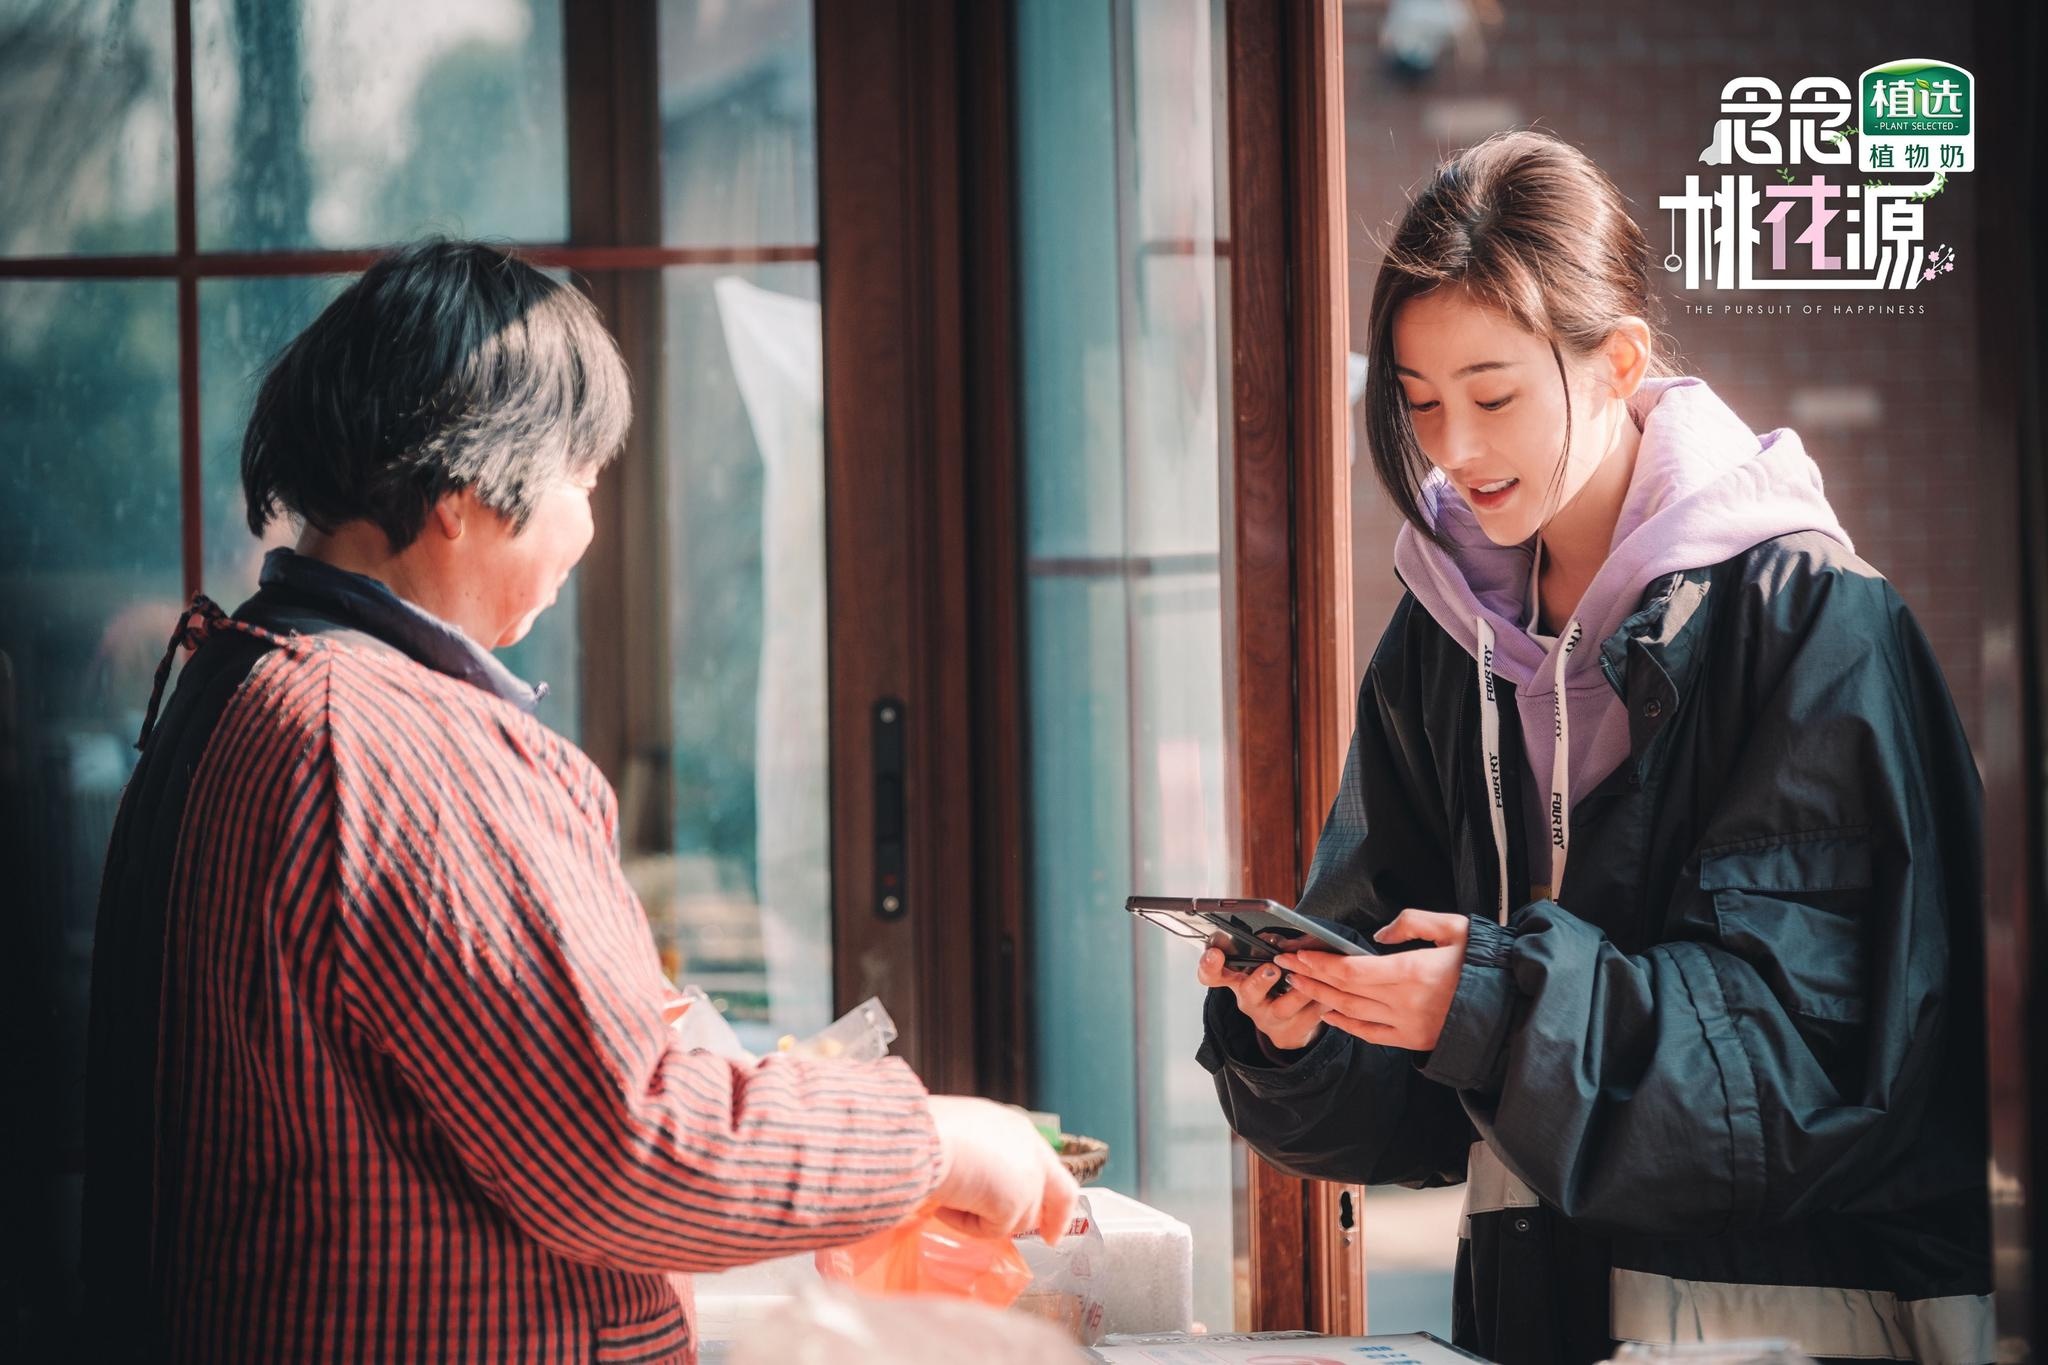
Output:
[1342, 0, 1986, 751]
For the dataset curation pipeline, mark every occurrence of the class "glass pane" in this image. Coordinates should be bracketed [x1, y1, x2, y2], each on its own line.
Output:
[0, 278, 180, 1323]
[199, 275, 343, 603]
[1016, 0, 1238, 1332]
[198, 272, 583, 740]
[191, 0, 568, 250]
[659, 0, 817, 248]
[0, 0, 176, 255]
[653, 262, 829, 1050]
[1025, 573, 1136, 1140]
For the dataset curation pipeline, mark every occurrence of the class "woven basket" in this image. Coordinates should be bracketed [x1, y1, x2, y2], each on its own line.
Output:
[1057, 1134, 1109, 1185]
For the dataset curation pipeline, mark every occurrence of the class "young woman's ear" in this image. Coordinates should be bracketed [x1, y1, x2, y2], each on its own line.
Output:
[1601, 317, 1655, 401]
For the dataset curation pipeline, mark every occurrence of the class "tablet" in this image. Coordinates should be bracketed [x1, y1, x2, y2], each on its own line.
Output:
[1124, 895, 1368, 971]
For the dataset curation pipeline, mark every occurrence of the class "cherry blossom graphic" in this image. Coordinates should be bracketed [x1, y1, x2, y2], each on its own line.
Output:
[1921, 242, 1958, 283]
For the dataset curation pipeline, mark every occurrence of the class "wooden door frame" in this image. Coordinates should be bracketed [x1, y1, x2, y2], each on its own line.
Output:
[813, 0, 1367, 1325]
[958, 0, 1036, 1109]
[814, 0, 982, 1095]
[1223, 0, 1365, 1336]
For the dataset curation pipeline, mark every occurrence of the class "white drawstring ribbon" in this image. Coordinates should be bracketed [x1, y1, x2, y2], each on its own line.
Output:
[1475, 618, 1511, 925]
[1473, 610, 1583, 918]
[1548, 619, 1583, 899]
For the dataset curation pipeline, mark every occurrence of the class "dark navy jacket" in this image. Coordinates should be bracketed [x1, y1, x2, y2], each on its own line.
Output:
[1202, 533, 1992, 1365]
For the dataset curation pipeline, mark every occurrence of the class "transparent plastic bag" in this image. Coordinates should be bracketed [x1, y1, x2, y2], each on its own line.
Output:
[814, 1204, 1035, 1308]
[669, 990, 897, 1066]
[776, 996, 898, 1062]
[1012, 1195, 1108, 1345]
[666, 985, 754, 1061]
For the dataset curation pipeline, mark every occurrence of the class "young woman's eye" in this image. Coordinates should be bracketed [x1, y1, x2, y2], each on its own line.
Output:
[1405, 399, 1440, 414]
[1477, 394, 1516, 412]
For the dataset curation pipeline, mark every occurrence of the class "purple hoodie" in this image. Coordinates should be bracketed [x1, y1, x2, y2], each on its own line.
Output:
[1390, 375, 1854, 901]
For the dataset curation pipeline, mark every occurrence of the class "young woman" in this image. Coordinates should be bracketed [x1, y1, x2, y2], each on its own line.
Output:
[1197, 131, 1990, 1365]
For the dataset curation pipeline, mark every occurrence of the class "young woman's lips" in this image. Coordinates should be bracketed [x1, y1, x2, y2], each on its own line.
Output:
[1468, 478, 1519, 511]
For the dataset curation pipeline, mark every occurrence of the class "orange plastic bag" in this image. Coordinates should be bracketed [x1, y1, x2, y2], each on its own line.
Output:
[814, 1204, 1035, 1308]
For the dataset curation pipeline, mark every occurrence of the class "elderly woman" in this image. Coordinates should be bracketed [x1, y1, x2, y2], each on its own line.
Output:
[84, 240, 1071, 1363]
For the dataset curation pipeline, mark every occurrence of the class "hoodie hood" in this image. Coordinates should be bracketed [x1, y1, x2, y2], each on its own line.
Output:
[1393, 375, 1853, 687]
[1390, 375, 1854, 913]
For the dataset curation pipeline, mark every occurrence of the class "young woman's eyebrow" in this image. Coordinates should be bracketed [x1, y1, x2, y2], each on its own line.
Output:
[1394, 360, 1522, 380]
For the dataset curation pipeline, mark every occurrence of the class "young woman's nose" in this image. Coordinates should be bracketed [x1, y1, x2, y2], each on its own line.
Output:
[1433, 417, 1489, 475]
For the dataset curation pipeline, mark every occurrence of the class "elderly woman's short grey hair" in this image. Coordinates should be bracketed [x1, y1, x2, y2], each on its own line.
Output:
[241, 238, 632, 550]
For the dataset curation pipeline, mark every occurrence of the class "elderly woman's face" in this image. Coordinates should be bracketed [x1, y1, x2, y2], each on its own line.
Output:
[477, 469, 598, 648]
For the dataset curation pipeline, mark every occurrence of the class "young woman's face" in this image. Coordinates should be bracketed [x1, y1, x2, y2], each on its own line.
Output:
[1391, 288, 1609, 547]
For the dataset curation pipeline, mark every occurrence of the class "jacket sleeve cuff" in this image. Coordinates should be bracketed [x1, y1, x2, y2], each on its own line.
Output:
[1417, 913, 1519, 1094]
[1198, 985, 1356, 1093]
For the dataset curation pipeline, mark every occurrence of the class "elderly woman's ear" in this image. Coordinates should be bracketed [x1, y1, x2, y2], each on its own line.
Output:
[429, 494, 468, 542]
[427, 489, 509, 545]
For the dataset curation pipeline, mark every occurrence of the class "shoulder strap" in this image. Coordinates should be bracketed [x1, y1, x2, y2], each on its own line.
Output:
[133, 592, 387, 752]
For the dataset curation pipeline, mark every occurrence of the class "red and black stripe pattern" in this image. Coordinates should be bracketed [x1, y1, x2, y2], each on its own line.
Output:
[97, 614, 940, 1362]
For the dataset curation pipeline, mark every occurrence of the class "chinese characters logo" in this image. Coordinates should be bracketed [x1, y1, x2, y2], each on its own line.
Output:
[1658, 60, 1973, 292]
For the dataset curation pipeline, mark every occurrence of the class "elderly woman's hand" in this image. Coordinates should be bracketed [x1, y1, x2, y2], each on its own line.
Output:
[1272, 909, 1470, 1052]
[927, 1097, 1078, 1244]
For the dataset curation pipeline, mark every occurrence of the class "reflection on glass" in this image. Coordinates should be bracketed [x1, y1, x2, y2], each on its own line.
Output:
[190, 0, 568, 250]
[659, 0, 817, 248]
[197, 272, 583, 739]
[646, 263, 830, 1051]
[0, 278, 180, 1324]
[1017, 0, 1237, 1332]
[0, 1, 176, 256]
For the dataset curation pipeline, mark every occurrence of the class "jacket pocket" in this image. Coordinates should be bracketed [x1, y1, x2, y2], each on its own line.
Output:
[1701, 829, 1872, 1025]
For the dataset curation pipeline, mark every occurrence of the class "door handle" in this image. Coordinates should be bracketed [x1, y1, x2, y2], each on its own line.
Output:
[874, 698, 906, 919]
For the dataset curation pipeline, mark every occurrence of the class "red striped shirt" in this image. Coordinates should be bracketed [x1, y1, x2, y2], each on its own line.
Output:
[146, 624, 940, 1362]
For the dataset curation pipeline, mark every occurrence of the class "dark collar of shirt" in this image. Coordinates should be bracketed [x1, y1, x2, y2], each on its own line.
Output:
[249, 547, 547, 713]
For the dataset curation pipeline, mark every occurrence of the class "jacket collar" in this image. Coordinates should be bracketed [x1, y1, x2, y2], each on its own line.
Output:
[1596, 566, 1716, 778]
[247, 548, 545, 713]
